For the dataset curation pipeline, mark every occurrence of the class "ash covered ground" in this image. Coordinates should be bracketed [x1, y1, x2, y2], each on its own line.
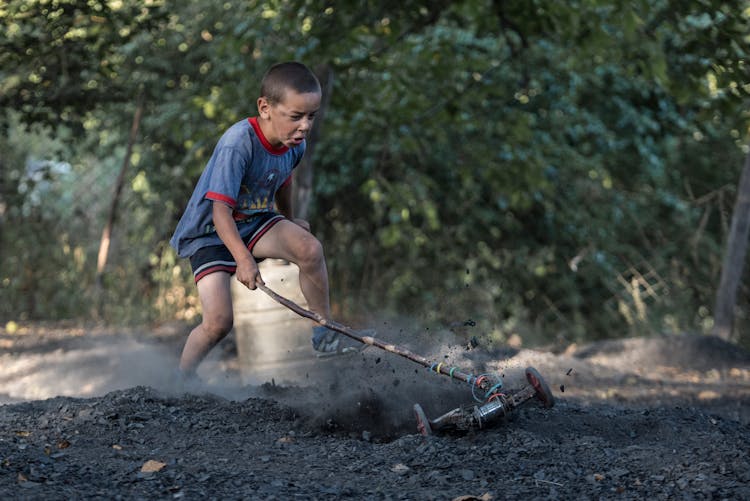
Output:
[1, 322, 749, 499]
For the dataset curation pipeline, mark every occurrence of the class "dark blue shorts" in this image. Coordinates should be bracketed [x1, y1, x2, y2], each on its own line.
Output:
[189, 213, 284, 283]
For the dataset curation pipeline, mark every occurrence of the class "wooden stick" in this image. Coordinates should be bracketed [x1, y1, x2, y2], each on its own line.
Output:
[256, 282, 483, 388]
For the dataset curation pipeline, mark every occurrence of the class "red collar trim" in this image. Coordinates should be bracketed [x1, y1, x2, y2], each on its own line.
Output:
[248, 117, 289, 155]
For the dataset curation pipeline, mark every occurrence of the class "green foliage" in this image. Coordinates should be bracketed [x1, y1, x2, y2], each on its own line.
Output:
[1, 1, 749, 346]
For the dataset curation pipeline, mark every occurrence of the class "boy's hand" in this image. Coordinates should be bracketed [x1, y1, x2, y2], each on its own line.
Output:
[235, 255, 262, 290]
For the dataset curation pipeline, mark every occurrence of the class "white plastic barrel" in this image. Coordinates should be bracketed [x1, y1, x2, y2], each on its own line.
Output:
[231, 259, 315, 385]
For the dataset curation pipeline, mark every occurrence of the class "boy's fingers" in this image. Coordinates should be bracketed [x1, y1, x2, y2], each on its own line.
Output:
[246, 279, 257, 290]
[237, 273, 258, 290]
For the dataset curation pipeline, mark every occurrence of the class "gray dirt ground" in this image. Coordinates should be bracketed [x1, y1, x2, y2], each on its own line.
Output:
[0, 322, 749, 500]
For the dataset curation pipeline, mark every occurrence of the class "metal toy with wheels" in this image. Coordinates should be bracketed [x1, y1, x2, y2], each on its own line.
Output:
[413, 366, 555, 435]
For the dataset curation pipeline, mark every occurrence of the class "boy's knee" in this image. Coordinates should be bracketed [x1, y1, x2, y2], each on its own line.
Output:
[202, 314, 233, 341]
[297, 237, 324, 267]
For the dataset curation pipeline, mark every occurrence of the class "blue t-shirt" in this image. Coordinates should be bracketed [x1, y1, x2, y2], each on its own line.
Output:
[170, 117, 306, 258]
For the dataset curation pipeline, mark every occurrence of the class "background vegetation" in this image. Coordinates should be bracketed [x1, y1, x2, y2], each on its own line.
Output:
[1, 0, 749, 348]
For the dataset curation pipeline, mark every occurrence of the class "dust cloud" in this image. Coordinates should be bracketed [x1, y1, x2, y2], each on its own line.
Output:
[0, 333, 180, 403]
[0, 314, 524, 440]
[238, 318, 523, 438]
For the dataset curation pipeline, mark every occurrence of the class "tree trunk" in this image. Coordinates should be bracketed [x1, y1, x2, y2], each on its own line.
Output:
[293, 64, 334, 220]
[94, 93, 145, 297]
[712, 149, 750, 341]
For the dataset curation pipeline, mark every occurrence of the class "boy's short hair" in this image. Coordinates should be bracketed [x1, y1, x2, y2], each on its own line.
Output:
[260, 62, 321, 105]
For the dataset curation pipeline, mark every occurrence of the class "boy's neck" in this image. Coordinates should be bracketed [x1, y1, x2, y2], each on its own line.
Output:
[249, 116, 288, 154]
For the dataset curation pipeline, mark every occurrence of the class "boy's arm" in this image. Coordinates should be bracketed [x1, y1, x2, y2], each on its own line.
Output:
[212, 201, 261, 289]
[275, 178, 294, 220]
[275, 177, 311, 231]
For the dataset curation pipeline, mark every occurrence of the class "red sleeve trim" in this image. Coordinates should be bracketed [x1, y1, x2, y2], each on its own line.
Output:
[248, 117, 289, 155]
[206, 191, 236, 207]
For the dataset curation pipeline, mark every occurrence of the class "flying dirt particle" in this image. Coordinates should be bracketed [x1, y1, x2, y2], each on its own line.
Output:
[466, 268, 470, 274]
[566, 368, 573, 376]
[464, 319, 476, 327]
[466, 336, 479, 350]
[559, 385, 565, 393]
[376, 357, 381, 364]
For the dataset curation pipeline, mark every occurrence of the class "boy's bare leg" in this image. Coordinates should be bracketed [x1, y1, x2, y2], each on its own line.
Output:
[179, 271, 234, 375]
[252, 219, 331, 318]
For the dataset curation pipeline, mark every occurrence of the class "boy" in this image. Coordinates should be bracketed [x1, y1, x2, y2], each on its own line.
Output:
[170, 61, 358, 379]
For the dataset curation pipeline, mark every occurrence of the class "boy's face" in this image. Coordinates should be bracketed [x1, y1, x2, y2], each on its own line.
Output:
[257, 89, 322, 148]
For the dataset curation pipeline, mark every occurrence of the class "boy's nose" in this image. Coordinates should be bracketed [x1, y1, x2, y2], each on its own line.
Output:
[298, 117, 313, 131]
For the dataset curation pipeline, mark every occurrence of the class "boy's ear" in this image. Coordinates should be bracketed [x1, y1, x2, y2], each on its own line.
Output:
[257, 97, 271, 119]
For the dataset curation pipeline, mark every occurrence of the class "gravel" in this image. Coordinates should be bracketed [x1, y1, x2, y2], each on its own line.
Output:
[1, 327, 749, 499]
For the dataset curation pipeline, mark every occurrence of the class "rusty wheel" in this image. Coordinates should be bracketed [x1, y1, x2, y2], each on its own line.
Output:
[525, 367, 555, 408]
[413, 403, 433, 436]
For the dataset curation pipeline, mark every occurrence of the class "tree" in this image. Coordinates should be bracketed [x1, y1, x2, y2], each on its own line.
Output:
[712, 150, 750, 340]
[1, 0, 749, 345]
